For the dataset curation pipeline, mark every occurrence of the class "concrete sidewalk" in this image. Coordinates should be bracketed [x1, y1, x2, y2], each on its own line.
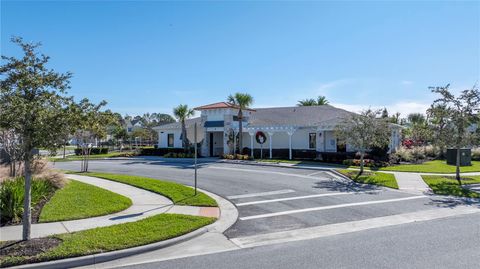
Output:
[392, 172, 431, 194]
[0, 174, 220, 241]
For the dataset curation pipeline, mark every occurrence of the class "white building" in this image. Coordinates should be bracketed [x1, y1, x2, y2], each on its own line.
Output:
[154, 102, 402, 159]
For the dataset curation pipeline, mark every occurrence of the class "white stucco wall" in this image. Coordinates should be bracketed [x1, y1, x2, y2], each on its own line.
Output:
[158, 130, 183, 148]
[241, 128, 319, 150]
[324, 131, 337, 152]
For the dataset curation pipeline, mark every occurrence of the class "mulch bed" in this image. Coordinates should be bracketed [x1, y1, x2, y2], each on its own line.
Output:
[0, 238, 61, 259]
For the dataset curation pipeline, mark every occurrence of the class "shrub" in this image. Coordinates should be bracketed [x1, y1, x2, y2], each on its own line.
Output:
[220, 154, 251, 160]
[411, 147, 426, 162]
[139, 148, 187, 156]
[472, 148, 480, 161]
[0, 177, 56, 224]
[164, 152, 195, 158]
[74, 147, 109, 156]
[424, 145, 441, 158]
[391, 147, 413, 163]
[342, 158, 389, 167]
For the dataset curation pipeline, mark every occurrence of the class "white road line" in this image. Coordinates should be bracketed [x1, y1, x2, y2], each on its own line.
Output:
[231, 205, 480, 248]
[235, 192, 370, 206]
[240, 195, 427, 220]
[227, 189, 296, 199]
[207, 166, 329, 180]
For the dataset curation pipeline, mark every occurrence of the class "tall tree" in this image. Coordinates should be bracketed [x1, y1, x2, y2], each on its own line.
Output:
[335, 109, 391, 174]
[430, 84, 480, 184]
[173, 104, 195, 152]
[227, 93, 254, 154]
[381, 108, 389, 118]
[0, 37, 73, 240]
[407, 113, 426, 125]
[297, 95, 329, 106]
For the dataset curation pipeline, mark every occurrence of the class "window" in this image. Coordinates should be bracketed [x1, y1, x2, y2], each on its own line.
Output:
[309, 133, 316, 149]
[167, 134, 174, 147]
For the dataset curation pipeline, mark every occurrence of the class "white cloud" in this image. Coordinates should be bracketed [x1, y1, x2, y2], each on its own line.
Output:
[401, 80, 414, 85]
[315, 79, 352, 93]
[331, 101, 430, 117]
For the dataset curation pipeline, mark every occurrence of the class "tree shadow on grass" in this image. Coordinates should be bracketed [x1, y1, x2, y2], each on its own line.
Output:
[312, 178, 381, 194]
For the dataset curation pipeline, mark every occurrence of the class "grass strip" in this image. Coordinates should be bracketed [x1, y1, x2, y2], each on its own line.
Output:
[379, 160, 480, 173]
[48, 152, 136, 162]
[336, 169, 399, 189]
[79, 172, 218, 207]
[422, 175, 480, 198]
[0, 214, 215, 267]
[39, 180, 132, 222]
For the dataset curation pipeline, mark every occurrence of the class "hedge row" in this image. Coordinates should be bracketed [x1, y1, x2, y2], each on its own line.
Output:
[139, 148, 187, 156]
[74, 148, 109, 155]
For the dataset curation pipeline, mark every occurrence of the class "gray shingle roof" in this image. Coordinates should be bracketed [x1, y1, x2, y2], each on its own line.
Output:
[154, 117, 202, 130]
[247, 105, 356, 127]
[154, 105, 356, 130]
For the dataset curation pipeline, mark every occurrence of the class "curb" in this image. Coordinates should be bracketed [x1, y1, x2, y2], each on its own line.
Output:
[218, 159, 341, 172]
[8, 228, 208, 269]
[7, 180, 239, 269]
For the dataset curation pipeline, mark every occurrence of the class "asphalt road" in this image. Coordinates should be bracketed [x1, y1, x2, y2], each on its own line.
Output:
[55, 158, 480, 268]
[119, 213, 480, 269]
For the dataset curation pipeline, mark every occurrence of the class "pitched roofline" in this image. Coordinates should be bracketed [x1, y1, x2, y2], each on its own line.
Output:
[194, 102, 255, 111]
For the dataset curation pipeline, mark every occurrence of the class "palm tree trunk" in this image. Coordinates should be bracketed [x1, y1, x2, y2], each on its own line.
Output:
[182, 120, 188, 153]
[238, 109, 243, 154]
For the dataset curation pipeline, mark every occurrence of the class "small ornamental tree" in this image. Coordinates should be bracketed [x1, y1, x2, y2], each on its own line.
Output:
[427, 103, 451, 158]
[335, 109, 391, 174]
[0, 37, 73, 240]
[70, 98, 114, 172]
[429, 84, 480, 184]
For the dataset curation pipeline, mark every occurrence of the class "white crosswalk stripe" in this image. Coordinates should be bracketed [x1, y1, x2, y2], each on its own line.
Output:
[240, 195, 427, 220]
[235, 191, 375, 206]
[227, 189, 295, 199]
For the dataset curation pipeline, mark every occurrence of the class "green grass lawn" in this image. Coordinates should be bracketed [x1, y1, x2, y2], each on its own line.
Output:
[336, 169, 399, 189]
[49, 151, 136, 162]
[379, 160, 480, 173]
[0, 214, 215, 267]
[79, 172, 218, 207]
[422, 175, 480, 198]
[39, 180, 132, 222]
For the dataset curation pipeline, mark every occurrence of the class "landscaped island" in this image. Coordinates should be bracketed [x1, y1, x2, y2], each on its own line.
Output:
[0, 166, 219, 267]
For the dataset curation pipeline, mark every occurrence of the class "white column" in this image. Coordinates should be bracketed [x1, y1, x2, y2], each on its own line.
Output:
[248, 130, 255, 158]
[267, 132, 274, 159]
[287, 129, 295, 160]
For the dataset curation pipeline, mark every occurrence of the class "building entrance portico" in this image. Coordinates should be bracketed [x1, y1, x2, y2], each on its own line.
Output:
[207, 131, 224, 157]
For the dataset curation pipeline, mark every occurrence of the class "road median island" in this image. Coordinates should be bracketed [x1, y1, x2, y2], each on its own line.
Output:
[80, 172, 218, 207]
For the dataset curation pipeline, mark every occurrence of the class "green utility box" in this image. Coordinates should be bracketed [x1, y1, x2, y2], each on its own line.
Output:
[446, 148, 471, 166]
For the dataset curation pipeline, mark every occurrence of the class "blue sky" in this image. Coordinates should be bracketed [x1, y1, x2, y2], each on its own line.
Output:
[1, 1, 479, 118]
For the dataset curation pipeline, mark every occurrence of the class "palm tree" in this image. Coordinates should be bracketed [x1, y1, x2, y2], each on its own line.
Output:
[316, 95, 329, 105]
[227, 93, 254, 154]
[173, 104, 195, 152]
[297, 95, 329, 106]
